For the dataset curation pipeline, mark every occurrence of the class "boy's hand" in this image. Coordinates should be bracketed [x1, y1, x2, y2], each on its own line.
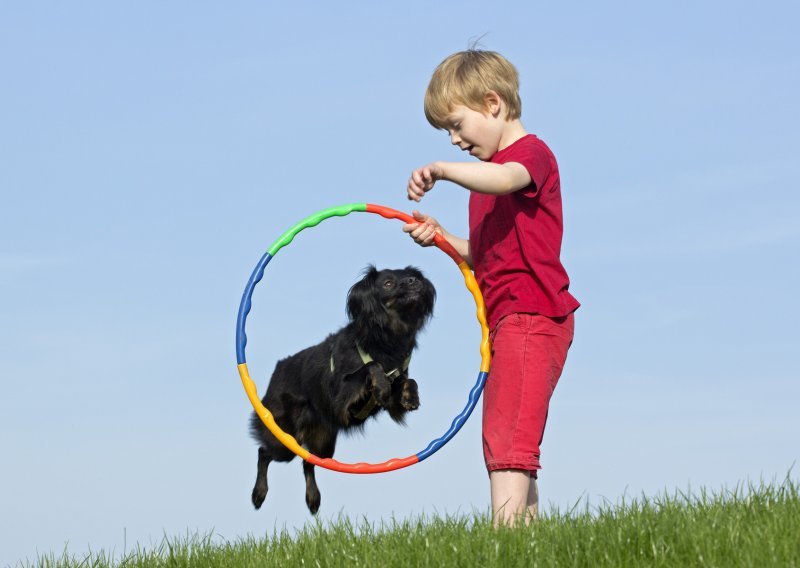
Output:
[402, 210, 443, 247]
[407, 162, 444, 202]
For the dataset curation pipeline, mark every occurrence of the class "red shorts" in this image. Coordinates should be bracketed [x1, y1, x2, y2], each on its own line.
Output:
[482, 312, 574, 477]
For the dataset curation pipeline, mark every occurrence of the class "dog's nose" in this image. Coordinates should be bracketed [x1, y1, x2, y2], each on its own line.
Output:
[404, 276, 422, 291]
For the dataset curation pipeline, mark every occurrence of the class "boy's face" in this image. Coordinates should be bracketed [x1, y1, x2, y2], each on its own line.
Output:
[443, 104, 506, 161]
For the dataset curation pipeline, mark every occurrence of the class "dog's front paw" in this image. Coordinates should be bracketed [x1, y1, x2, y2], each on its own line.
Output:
[368, 364, 392, 406]
[400, 378, 420, 411]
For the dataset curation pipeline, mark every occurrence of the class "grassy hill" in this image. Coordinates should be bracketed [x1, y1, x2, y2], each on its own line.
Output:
[27, 476, 799, 567]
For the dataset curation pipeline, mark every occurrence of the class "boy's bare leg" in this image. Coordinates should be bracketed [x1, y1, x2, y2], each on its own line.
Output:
[527, 477, 539, 522]
[490, 469, 531, 527]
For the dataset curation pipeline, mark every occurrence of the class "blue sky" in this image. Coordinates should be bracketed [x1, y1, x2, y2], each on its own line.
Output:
[1, 1, 798, 564]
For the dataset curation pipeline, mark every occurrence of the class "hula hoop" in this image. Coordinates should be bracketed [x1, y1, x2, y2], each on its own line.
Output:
[236, 203, 490, 474]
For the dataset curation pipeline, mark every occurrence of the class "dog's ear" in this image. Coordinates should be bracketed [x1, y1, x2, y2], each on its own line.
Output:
[421, 278, 436, 323]
[347, 265, 388, 328]
[405, 265, 436, 324]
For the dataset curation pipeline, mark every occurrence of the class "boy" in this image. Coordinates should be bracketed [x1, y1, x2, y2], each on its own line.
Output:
[403, 50, 579, 527]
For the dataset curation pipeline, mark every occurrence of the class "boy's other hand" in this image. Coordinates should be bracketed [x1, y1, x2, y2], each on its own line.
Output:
[402, 210, 443, 247]
[407, 162, 444, 202]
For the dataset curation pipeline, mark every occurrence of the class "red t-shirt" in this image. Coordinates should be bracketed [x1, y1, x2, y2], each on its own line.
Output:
[469, 134, 579, 330]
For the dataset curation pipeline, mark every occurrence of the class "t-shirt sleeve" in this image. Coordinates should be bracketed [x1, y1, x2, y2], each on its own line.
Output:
[504, 138, 553, 199]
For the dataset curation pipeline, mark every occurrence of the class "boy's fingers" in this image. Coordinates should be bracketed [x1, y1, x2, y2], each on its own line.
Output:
[411, 169, 436, 191]
[409, 176, 425, 194]
[408, 167, 437, 200]
[415, 224, 436, 244]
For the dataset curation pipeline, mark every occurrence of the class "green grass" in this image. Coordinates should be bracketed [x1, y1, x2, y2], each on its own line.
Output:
[24, 476, 800, 568]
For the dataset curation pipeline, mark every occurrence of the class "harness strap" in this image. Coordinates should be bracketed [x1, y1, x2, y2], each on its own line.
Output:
[351, 396, 379, 421]
[356, 343, 411, 379]
[329, 343, 411, 377]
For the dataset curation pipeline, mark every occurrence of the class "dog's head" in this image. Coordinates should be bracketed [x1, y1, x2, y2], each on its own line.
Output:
[346, 265, 436, 334]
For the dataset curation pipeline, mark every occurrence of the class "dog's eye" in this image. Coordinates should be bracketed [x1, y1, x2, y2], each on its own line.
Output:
[383, 280, 395, 289]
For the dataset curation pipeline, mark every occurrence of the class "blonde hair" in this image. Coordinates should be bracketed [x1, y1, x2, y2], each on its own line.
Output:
[424, 50, 521, 129]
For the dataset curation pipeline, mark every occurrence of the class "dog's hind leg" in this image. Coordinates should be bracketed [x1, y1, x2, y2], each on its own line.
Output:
[302, 462, 321, 515]
[251, 446, 271, 509]
[302, 429, 337, 515]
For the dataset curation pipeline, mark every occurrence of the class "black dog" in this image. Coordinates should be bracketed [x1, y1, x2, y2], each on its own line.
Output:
[249, 265, 436, 514]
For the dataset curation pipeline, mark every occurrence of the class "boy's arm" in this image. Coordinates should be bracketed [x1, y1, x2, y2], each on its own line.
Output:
[408, 161, 531, 201]
[442, 231, 472, 268]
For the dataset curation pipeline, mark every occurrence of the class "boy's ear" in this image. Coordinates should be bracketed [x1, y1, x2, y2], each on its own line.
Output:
[484, 91, 503, 117]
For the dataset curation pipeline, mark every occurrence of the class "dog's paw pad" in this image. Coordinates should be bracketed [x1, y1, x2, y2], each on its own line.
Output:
[401, 382, 420, 411]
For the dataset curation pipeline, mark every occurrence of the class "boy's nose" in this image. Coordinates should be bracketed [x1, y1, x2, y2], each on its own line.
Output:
[450, 132, 461, 146]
